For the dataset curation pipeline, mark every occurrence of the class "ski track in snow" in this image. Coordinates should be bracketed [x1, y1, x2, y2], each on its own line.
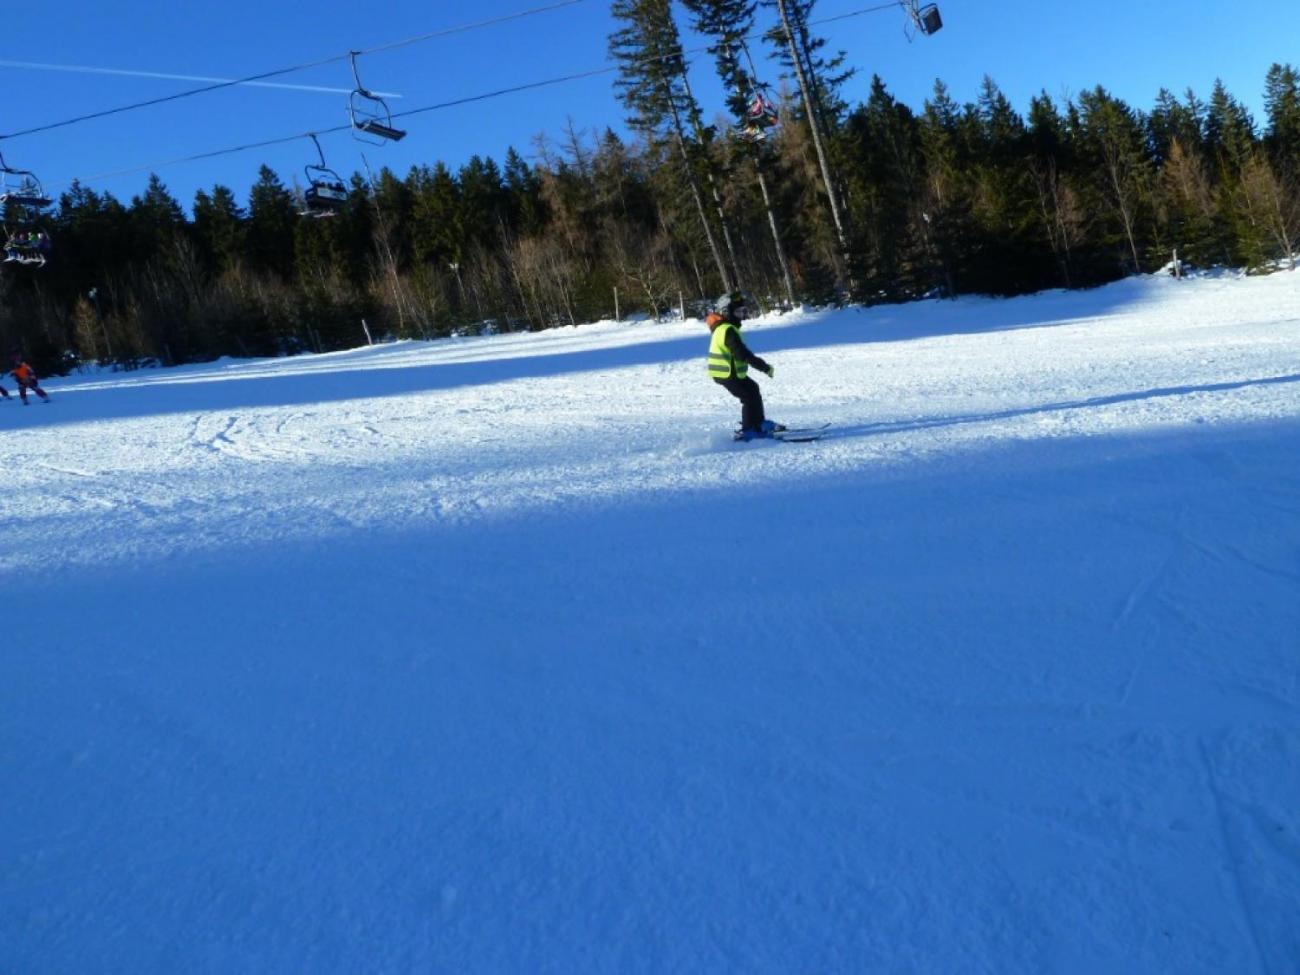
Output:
[2, 272, 1299, 973]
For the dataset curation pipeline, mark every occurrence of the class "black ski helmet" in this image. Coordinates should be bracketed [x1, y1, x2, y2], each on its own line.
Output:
[714, 290, 749, 318]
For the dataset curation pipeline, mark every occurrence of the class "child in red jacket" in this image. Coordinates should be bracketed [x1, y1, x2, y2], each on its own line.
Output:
[9, 356, 49, 404]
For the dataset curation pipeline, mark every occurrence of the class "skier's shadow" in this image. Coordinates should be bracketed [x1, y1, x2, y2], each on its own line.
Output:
[820, 373, 1300, 440]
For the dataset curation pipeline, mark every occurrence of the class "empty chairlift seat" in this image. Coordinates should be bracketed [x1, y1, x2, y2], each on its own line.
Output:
[916, 3, 942, 35]
[348, 52, 406, 145]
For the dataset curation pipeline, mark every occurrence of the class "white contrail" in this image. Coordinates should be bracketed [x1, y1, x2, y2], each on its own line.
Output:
[0, 59, 401, 97]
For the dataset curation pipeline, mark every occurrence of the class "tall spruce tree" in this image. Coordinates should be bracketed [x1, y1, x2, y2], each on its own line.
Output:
[503, 147, 546, 237]
[130, 174, 186, 265]
[917, 81, 972, 295]
[966, 77, 1043, 293]
[842, 77, 923, 299]
[1202, 80, 1278, 266]
[192, 185, 247, 275]
[1148, 88, 1204, 166]
[610, 0, 734, 294]
[1264, 64, 1300, 173]
[1026, 92, 1082, 288]
[247, 165, 298, 280]
[766, 0, 855, 292]
[1205, 79, 1257, 176]
[1076, 87, 1152, 273]
[681, 0, 797, 306]
[409, 163, 464, 272]
[1262, 63, 1300, 267]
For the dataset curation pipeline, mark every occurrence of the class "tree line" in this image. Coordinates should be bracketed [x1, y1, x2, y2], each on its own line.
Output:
[1, 0, 1296, 377]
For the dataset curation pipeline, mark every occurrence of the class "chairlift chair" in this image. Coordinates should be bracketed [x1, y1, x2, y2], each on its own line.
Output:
[903, 1, 943, 37]
[745, 88, 780, 128]
[3, 224, 52, 267]
[348, 52, 406, 145]
[732, 41, 780, 144]
[0, 153, 52, 209]
[738, 98, 777, 143]
[299, 135, 348, 219]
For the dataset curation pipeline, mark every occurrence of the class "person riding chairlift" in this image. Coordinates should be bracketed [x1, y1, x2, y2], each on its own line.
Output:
[4, 231, 49, 264]
[745, 90, 778, 127]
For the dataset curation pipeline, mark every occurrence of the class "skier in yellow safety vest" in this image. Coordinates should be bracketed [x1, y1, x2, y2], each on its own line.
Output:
[707, 291, 783, 440]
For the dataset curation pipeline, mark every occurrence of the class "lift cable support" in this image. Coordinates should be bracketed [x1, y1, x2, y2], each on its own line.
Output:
[348, 52, 407, 144]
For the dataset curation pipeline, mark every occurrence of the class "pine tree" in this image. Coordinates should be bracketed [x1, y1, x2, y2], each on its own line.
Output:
[192, 185, 246, 274]
[610, 0, 734, 293]
[967, 77, 1044, 293]
[503, 147, 546, 236]
[459, 155, 510, 252]
[1202, 80, 1274, 267]
[129, 174, 186, 265]
[53, 181, 134, 282]
[842, 76, 923, 298]
[681, 0, 796, 306]
[1076, 87, 1152, 273]
[762, 0, 852, 135]
[1264, 63, 1300, 174]
[765, 0, 855, 292]
[1262, 63, 1300, 267]
[1157, 137, 1218, 269]
[408, 163, 463, 271]
[247, 166, 298, 280]
[1205, 79, 1257, 177]
[1026, 92, 1083, 288]
[915, 81, 969, 295]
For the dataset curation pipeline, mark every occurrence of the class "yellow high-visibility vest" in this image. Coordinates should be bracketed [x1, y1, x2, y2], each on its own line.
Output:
[708, 322, 747, 379]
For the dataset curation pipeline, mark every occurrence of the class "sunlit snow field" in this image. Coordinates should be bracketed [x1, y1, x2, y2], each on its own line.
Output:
[3, 272, 1298, 973]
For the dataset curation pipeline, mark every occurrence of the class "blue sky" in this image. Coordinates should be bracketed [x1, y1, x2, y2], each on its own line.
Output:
[0, 0, 1290, 211]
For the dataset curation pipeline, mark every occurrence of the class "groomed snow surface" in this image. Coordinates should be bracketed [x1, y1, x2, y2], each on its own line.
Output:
[4, 272, 1299, 974]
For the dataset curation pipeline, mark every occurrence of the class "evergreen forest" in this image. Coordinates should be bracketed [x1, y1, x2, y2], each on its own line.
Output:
[1, 0, 1297, 377]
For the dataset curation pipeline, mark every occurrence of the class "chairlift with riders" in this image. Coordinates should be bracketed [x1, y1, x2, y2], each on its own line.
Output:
[299, 134, 349, 219]
[733, 41, 780, 143]
[0, 152, 53, 266]
[348, 52, 406, 145]
[2, 226, 52, 266]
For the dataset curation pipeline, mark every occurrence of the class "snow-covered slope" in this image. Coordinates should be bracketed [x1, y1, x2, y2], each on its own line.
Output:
[4, 272, 1299, 973]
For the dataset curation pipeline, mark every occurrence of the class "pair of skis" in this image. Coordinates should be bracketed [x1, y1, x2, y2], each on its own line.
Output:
[773, 423, 830, 443]
[732, 422, 830, 444]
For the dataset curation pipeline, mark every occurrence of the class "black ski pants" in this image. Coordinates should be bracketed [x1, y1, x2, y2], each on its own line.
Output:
[714, 375, 766, 431]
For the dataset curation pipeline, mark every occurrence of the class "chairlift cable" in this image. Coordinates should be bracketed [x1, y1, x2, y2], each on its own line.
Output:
[52, 63, 621, 189]
[0, 59, 391, 97]
[359, 0, 589, 58]
[46, 0, 907, 191]
[0, 0, 590, 142]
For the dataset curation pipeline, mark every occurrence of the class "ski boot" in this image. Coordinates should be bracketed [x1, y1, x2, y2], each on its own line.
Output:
[733, 420, 787, 441]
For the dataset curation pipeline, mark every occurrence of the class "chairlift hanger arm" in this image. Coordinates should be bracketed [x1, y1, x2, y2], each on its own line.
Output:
[308, 132, 328, 168]
[0, 150, 35, 180]
[348, 51, 375, 98]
